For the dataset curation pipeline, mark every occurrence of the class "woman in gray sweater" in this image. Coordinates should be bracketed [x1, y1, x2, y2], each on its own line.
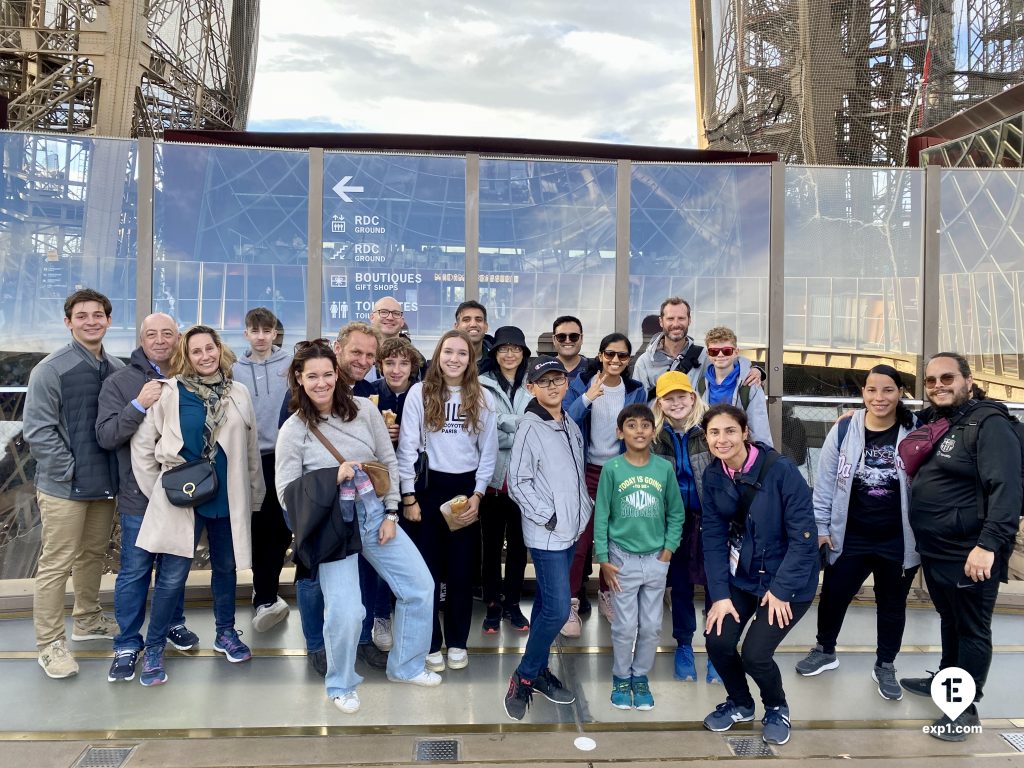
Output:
[276, 340, 438, 716]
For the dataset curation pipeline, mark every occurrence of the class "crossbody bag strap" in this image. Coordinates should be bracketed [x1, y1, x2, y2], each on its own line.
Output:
[309, 422, 347, 466]
[731, 451, 781, 536]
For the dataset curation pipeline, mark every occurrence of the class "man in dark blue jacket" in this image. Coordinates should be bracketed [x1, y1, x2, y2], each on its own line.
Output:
[96, 313, 200, 683]
[900, 353, 1023, 742]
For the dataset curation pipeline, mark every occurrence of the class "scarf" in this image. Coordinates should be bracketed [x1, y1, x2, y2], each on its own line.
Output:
[177, 371, 231, 458]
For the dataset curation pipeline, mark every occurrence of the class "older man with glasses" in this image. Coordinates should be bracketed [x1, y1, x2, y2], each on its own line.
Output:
[898, 352, 1022, 742]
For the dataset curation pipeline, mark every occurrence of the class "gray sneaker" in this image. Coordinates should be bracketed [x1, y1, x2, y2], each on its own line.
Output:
[795, 645, 839, 676]
[872, 662, 903, 701]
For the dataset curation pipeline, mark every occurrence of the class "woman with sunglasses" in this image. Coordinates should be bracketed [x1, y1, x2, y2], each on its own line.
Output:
[131, 326, 264, 685]
[479, 326, 533, 634]
[397, 329, 498, 672]
[276, 340, 438, 716]
[562, 332, 647, 636]
[650, 371, 721, 685]
[795, 364, 919, 702]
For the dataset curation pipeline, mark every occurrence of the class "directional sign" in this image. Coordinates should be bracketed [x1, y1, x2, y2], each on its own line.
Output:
[332, 176, 364, 203]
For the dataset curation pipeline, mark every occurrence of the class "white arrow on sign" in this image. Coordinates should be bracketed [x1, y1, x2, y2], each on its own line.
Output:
[333, 176, 364, 203]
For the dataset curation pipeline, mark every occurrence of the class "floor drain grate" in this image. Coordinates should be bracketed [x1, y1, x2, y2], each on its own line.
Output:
[1002, 733, 1024, 753]
[73, 746, 135, 768]
[725, 736, 775, 757]
[414, 738, 460, 762]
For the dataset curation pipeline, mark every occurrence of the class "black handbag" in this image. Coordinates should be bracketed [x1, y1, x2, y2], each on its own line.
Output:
[414, 430, 429, 491]
[161, 457, 219, 507]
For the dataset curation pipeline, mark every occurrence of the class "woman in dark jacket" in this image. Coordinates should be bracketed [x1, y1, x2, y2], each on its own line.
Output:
[699, 404, 818, 747]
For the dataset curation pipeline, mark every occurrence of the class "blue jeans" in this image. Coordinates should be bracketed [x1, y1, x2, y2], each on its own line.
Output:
[145, 514, 236, 649]
[113, 512, 185, 653]
[669, 544, 712, 647]
[517, 544, 575, 680]
[319, 556, 365, 696]
[296, 575, 325, 653]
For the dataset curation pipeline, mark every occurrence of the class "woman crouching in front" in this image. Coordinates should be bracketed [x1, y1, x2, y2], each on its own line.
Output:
[700, 404, 818, 746]
[275, 340, 438, 716]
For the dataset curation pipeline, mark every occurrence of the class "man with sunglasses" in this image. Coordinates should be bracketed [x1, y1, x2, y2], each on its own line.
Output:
[696, 326, 773, 446]
[633, 297, 764, 395]
[551, 316, 590, 381]
[899, 353, 1022, 741]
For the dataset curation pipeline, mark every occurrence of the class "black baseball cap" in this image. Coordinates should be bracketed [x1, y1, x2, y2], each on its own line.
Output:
[527, 356, 569, 383]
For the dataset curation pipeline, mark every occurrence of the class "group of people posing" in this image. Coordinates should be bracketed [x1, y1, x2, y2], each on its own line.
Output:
[24, 291, 1021, 747]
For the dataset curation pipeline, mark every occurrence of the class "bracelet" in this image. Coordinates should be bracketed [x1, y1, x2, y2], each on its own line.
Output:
[403, 499, 418, 507]
[473, 491, 484, 500]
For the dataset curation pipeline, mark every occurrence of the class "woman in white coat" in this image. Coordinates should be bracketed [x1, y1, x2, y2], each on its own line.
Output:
[132, 325, 264, 686]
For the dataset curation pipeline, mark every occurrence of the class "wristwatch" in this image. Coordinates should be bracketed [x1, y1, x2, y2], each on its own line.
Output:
[473, 491, 485, 500]
[384, 512, 400, 523]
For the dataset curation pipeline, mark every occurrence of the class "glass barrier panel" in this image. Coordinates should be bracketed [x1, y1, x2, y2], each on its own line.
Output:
[784, 166, 923, 395]
[154, 143, 309, 352]
[478, 158, 616, 357]
[321, 153, 466, 356]
[629, 163, 771, 352]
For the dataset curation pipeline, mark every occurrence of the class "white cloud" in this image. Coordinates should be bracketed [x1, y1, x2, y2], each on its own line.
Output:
[249, 2, 698, 147]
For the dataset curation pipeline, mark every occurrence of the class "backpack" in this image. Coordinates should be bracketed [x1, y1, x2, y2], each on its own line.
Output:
[962, 404, 1024, 527]
[697, 374, 752, 410]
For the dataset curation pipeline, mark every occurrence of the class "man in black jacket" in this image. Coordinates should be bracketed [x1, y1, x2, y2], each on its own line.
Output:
[900, 352, 1022, 741]
[96, 313, 200, 683]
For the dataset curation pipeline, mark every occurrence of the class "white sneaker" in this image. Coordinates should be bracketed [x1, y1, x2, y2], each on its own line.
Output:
[560, 598, 582, 638]
[332, 691, 361, 714]
[598, 589, 616, 623]
[446, 647, 469, 669]
[252, 596, 290, 633]
[372, 617, 394, 651]
[389, 670, 442, 687]
[425, 651, 446, 672]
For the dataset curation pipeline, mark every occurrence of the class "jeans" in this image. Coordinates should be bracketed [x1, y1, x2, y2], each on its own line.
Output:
[668, 535, 712, 646]
[608, 541, 670, 678]
[145, 514, 236, 649]
[480, 491, 527, 606]
[816, 552, 918, 664]
[319, 556, 365, 696]
[355, 501, 433, 680]
[704, 584, 811, 709]
[113, 512, 185, 653]
[33, 493, 115, 648]
[403, 470, 479, 653]
[295, 575, 325, 653]
[921, 555, 1001, 701]
[251, 453, 293, 608]
[518, 544, 576, 680]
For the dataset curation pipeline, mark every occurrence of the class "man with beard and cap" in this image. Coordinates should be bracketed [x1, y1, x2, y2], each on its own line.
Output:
[899, 352, 1022, 742]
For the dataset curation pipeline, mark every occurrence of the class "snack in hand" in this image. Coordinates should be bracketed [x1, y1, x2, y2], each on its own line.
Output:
[449, 495, 469, 515]
[368, 394, 380, 405]
[382, 409, 398, 427]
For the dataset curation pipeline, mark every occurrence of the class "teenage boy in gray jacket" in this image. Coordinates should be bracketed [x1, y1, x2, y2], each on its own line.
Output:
[232, 307, 293, 632]
[503, 357, 593, 720]
[25, 288, 124, 679]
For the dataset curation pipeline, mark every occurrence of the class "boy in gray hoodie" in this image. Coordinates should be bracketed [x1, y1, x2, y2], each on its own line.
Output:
[503, 357, 593, 720]
[232, 307, 293, 631]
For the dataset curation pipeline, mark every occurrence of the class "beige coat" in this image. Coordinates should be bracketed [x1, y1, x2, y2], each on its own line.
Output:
[132, 378, 265, 569]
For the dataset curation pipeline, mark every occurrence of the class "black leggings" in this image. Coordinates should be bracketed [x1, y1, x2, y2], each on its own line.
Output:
[816, 551, 917, 664]
[705, 585, 811, 709]
[480, 491, 527, 606]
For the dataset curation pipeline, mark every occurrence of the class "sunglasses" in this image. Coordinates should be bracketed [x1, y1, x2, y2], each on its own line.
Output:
[554, 332, 581, 343]
[601, 350, 631, 362]
[924, 372, 960, 388]
[707, 346, 736, 357]
[293, 338, 333, 353]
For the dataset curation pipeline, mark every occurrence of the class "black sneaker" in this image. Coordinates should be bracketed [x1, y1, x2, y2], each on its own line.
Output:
[357, 642, 388, 670]
[503, 603, 530, 632]
[504, 674, 533, 721]
[107, 650, 138, 683]
[307, 648, 327, 677]
[900, 670, 937, 697]
[482, 604, 502, 634]
[929, 705, 980, 742]
[534, 667, 575, 704]
[576, 588, 592, 617]
[872, 662, 903, 701]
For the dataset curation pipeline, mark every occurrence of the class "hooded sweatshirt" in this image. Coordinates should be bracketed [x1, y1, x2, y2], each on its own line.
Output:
[633, 332, 707, 392]
[232, 347, 292, 454]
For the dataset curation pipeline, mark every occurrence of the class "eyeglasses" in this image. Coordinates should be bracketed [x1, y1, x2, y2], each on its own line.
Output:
[601, 350, 631, 362]
[532, 375, 567, 389]
[496, 345, 523, 355]
[707, 346, 736, 357]
[293, 338, 332, 353]
[374, 308, 403, 319]
[554, 332, 581, 343]
[924, 372, 959, 388]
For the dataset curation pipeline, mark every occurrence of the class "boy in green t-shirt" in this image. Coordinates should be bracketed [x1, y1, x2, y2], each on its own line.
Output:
[595, 403, 685, 711]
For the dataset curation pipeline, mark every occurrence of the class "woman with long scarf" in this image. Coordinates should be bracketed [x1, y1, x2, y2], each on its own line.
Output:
[132, 325, 265, 687]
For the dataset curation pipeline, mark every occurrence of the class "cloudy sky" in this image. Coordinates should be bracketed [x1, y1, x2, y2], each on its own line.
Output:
[248, 1, 698, 147]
